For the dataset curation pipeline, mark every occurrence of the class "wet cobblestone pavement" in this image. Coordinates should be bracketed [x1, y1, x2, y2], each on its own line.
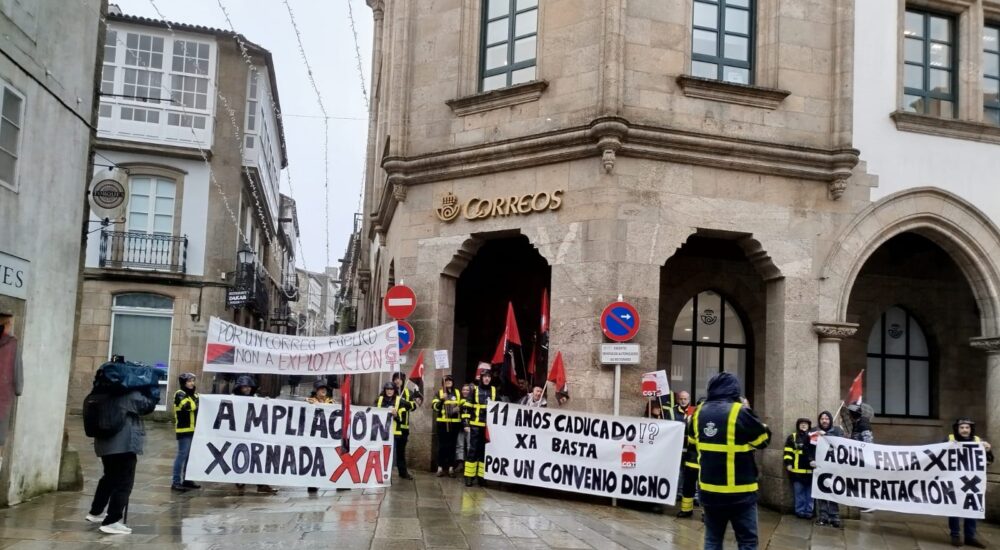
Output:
[0, 417, 994, 549]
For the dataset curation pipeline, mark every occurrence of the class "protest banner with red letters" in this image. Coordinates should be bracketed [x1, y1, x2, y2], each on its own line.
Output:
[484, 402, 685, 504]
[812, 436, 987, 519]
[187, 395, 395, 489]
[203, 317, 399, 375]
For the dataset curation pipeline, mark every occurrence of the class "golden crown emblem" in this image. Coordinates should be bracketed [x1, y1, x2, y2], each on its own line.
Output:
[436, 192, 460, 222]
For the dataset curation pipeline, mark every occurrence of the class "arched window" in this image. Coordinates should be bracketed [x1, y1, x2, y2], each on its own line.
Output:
[670, 290, 749, 401]
[866, 306, 930, 417]
[110, 293, 174, 410]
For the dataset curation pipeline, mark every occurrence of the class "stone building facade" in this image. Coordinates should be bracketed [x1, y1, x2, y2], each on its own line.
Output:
[349, 0, 1000, 516]
[73, 10, 298, 413]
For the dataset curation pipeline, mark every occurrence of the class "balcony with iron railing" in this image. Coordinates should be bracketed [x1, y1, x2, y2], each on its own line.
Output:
[99, 230, 188, 273]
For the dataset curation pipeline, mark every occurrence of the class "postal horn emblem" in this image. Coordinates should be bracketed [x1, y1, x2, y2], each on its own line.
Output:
[436, 192, 460, 222]
[703, 421, 718, 438]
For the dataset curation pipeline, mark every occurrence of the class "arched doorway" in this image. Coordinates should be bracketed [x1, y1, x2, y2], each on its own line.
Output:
[842, 232, 979, 441]
[452, 235, 551, 398]
[658, 234, 765, 405]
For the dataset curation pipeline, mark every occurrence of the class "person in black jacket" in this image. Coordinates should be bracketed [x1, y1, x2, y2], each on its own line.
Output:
[814, 410, 844, 528]
[376, 381, 417, 479]
[689, 373, 770, 550]
[231, 376, 278, 494]
[783, 418, 814, 519]
[86, 388, 158, 535]
[946, 418, 993, 548]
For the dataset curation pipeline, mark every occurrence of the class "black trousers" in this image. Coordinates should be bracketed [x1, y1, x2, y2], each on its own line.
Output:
[436, 423, 459, 469]
[89, 452, 137, 525]
[681, 465, 698, 498]
[394, 431, 409, 477]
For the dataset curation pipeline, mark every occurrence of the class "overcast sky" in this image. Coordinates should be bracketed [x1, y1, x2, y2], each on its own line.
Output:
[114, 0, 373, 274]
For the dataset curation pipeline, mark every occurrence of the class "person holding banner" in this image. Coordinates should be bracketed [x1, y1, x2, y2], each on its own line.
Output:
[677, 396, 703, 519]
[783, 418, 815, 519]
[376, 382, 417, 480]
[306, 379, 335, 405]
[813, 410, 844, 528]
[946, 418, 993, 548]
[171, 373, 200, 492]
[231, 376, 278, 495]
[463, 369, 496, 487]
[690, 373, 770, 550]
[431, 375, 463, 477]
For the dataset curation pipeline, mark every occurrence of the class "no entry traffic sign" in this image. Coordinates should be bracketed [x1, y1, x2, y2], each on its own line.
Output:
[600, 301, 640, 342]
[397, 320, 415, 354]
[384, 285, 416, 319]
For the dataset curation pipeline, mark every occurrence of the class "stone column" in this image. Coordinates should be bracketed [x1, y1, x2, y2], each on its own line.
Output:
[812, 322, 858, 412]
[970, 336, 1000, 520]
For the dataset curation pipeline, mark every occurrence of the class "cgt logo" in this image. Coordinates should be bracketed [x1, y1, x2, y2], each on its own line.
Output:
[621, 444, 637, 469]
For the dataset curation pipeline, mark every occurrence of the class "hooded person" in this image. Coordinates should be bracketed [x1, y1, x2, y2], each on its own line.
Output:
[783, 417, 815, 519]
[847, 403, 873, 443]
[230, 376, 277, 494]
[376, 381, 417, 479]
[170, 373, 200, 492]
[307, 379, 334, 405]
[463, 369, 496, 487]
[945, 418, 993, 548]
[431, 375, 463, 477]
[813, 410, 844, 527]
[688, 372, 770, 550]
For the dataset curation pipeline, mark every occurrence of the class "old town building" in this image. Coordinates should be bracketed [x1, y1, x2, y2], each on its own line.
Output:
[73, 8, 298, 411]
[348, 0, 1000, 516]
[0, 0, 102, 505]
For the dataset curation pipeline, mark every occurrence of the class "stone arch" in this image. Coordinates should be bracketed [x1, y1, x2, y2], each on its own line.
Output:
[821, 187, 1000, 336]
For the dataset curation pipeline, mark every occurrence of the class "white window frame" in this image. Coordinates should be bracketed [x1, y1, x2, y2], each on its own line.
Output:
[0, 78, 25, 192]
[109, 294, 174, 411]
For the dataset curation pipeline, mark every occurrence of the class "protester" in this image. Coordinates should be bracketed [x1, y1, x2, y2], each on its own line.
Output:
[463, 369, 496, 487]
[677, 396, 703, 519]
[431, 375, 463, 477]
[689, 374, 770, 550]
[86, 386, 158, 535]
[813, 410, 844, 528]
[519, 385, 547, 408]
[783, 417, 814, 519]
[659, 391, 685, 421]
[170, 373, 200, 492]
[376, 381, 417, 479]
[393, 371, 423, 407]
[946, 418, 993, 548]
[555, 389, 570, 406]
[455, 383, 474, 472]
[677, 390, 692, 416]
[847, 403, 875, 512]
[306, 379, 334, 405]
[232, 375, 278, 494]
[643, 399, 662, 419]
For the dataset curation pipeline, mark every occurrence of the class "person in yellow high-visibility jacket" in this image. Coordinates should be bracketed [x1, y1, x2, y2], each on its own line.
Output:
[689, 372, 770, 550]
[431, 375, 463, 477]
[783, 418, 814, 519]
[171, 373, 200, 492]
[376, 382, 416, 479]
[462, 370, 496, 487]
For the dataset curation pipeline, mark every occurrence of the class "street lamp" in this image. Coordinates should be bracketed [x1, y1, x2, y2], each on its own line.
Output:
[237, 243, 255, 267]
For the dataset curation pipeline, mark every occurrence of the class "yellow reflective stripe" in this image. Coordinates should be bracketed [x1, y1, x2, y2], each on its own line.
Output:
[684, 461, 700, 469]
[749, 432, 769, 447]
[699, 481, 758, 494]
[726, 403, 742, 488]
[788, 468, 811, 474]
[699, 442, 751, 453]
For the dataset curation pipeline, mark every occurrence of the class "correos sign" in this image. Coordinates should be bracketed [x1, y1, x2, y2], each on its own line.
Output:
[436, 190, 564, 222]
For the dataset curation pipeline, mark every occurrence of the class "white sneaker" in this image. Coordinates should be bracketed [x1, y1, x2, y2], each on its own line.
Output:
[99, 522, 132, 535]
[85, 513, 106, 524]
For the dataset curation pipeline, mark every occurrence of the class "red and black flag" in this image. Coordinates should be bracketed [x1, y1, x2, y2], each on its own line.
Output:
[491, 301, 522, 389]
[407, 351, 426, 395]
[340, 374, 352, 451]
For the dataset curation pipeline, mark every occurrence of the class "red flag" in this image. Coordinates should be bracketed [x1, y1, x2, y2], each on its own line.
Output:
[527, 345, 537, 376]
[340, 375, 352, 451]
[408, 351, 425, 381]
[490, 302, 522, 364]
[846, 370, 864, 406]
[547, 351, 567, 391]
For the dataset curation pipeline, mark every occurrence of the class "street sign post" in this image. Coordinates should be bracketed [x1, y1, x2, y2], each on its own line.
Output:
[383, 285, 417, 319]
[397, 320, 415, 355]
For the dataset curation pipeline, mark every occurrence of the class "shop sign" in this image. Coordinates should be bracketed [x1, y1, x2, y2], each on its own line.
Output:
[436, 190, 564, 222]
[0, 251, 28, 300]
[226, 289, 250, 308]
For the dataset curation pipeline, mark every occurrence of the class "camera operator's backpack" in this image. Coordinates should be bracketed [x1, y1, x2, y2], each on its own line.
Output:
[82, 389, 124, 438]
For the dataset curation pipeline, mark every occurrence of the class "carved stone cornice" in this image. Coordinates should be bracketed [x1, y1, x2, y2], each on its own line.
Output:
[891, 111, 1000, 146]
[970, 336, 1000, 352]
[371, 116, 861, 236]
[813, 321, 860, 339]
[675, 75, 791, 110]
[445, 80, 549, 117]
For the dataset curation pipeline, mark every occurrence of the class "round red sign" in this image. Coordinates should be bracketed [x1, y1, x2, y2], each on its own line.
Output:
[383, 285, 417, 319]
[600, 301, 640, 342]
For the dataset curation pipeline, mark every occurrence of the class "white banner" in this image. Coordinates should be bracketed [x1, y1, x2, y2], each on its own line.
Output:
[203, 317, 399, 375]
[484, 402, 685, 504]
[187, 395, 395, 489]
[812, 436, 987, 519]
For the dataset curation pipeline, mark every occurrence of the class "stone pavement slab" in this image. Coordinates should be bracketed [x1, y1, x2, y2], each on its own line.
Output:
[0, 417, 993, 549]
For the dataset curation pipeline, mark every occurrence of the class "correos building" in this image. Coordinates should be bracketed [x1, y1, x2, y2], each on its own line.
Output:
[349, 0, 1000, 515]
